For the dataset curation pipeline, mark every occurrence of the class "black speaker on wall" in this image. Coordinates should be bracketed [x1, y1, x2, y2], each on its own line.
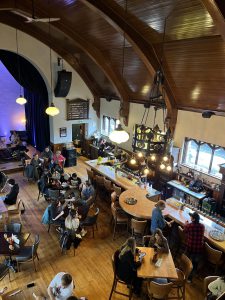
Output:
[54, 70, 72, 97]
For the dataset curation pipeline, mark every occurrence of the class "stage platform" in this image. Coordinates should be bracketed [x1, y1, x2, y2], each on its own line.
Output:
[0, 146, 37, 174]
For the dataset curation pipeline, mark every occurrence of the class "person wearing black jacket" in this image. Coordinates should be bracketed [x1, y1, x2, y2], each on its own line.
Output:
[4, 179, 19, 205]
[117, 237, 143, 295]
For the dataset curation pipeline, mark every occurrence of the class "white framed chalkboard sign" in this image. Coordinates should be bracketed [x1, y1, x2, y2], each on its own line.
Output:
[66, 98, 89, 120]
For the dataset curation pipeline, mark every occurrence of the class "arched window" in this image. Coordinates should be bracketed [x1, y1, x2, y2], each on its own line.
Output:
[210, 148, 225, 177]
[182, 139, 198, 167]
[196, 143, 212, 173]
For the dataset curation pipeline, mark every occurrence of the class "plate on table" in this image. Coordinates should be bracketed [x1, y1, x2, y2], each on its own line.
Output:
[125, 197, 137, 205]
[209, 230, 225, 241]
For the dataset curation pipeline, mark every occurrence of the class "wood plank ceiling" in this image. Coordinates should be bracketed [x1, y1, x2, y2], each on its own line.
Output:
[0, 0, 225, 117]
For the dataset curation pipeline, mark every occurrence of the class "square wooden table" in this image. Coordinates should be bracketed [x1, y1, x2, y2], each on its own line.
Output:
[137, 247, 178, 279]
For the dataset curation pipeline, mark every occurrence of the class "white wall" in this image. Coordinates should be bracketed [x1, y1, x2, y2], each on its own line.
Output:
[174, 110, 225, 148]
[0, 23, 99, 145]
[100, 98, 165, 151]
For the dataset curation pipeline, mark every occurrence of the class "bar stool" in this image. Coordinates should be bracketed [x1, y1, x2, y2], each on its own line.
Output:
[204, 242, 223, 274]
[113, 184, 122, 199]
[104, 178, 113, 203]
[111, 202, 129, 240]
[95, 175, 105, 200]
[86, 169, 95, 185]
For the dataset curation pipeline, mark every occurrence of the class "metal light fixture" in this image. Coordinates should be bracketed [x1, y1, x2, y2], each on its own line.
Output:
[143, 167, 150, 175]
[15, 29, 27, 105]
[45, 16, 59, 116]
[109, 123, 129, 144]
[160, 163, 166, 170]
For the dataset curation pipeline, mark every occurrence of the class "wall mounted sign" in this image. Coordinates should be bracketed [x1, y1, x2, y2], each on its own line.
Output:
[60, 127, 67, 137]
[66, 98, 89, 120]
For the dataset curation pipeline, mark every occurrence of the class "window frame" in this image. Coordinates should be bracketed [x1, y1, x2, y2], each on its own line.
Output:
[101, 115, 117, 137]
[181, 137, 225, 179]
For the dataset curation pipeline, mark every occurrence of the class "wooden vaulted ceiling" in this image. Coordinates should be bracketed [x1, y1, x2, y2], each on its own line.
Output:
[0, 0, 225, 124]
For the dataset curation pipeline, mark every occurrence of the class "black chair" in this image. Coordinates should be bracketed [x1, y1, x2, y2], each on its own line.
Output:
[0, 263, 10, 281]
[15, 234, 40, 272]
[37, 181, 44, 201]
[109, 250, 133, 300]
[81, 208, 99, 238]
[4, 223, 22, 233]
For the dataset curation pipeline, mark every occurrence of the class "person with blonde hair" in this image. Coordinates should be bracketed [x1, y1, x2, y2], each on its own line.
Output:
[117, 237, 143, 295]
[148, 228, 169, 253]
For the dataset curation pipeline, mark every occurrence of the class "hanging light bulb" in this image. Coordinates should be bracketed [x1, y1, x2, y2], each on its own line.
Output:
[166, 165, 172, 172]
[15, 29, 27, 105]
[45, 18, 60, 117]
[16, 96, 27, 105]
[45, 102, 60, 116]
[160, 163, 165, 170]
[130, 157, 137, 165]
[143, 167, 150, 175]
[137, 152, 143, 158]
[163, 156, 169, 162]
[150, 154, 156, 161]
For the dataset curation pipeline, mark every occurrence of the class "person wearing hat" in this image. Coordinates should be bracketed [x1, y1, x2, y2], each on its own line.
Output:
[184, 211, 205, 282]
[150, 200, 174, 234]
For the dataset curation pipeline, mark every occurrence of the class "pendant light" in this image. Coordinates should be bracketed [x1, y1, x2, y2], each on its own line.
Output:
[109, 122, 129, 144]
[15, 29, 27, 105]
[109, 0, 129, 144]
[45, 14, 59, 116]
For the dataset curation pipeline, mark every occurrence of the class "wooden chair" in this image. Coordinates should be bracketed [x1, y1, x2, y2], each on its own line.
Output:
[86, 169, 95, 184]
[82, 208, 99, 238]
[131, 218, 147, 237]
[15, 234, 40, 272]
[111, 202, 129, 240]
[7, 199, 25, 222]
[147, 281, 173, 300]
[95, 175, 105, 199]
[203, 276, 219, 300]
[169, 254, 193, 300]
[142, 235, 151, 247]
[109, 250, 133, 300]
[4, 223, 22, 233]
[111, 191, 117, 203]
[204, 242, 223, 274]
[113, 184, 122, 197]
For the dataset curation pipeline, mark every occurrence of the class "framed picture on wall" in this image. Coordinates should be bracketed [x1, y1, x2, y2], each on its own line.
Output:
[59, 127, 67, 137]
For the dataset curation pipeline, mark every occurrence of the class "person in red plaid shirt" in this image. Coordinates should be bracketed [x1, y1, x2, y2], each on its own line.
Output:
[184, 211, 205, 282]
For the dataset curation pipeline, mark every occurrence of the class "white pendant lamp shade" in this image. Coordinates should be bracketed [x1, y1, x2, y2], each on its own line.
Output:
[16, 95, 27, 105]
[45, 102, 59, 116]
[109, 124, 129, 144]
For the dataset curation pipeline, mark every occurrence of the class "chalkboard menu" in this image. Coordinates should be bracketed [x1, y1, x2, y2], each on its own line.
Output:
[66, 98, 89, 120]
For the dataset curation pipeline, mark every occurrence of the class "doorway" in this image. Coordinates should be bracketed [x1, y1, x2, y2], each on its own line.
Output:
[72, 124, 85, 148]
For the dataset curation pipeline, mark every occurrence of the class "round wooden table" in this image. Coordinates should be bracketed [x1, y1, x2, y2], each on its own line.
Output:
[119, 187, 158, 219]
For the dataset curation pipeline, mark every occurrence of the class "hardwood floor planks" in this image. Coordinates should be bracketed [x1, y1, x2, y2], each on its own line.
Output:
[0, 157, 204, 300]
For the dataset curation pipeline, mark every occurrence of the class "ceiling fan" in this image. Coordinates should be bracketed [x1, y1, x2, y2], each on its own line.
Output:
[11, 0, 60, 23]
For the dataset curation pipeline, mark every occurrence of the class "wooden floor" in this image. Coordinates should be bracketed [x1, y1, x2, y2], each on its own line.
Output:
[0, 157, 204, 300]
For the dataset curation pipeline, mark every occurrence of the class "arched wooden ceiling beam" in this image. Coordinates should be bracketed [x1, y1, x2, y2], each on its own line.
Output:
[201, 0, 225, 41]
[81, 0, 178, 133]
[0, 16, 101, 116]
[0, 1, 131, 125]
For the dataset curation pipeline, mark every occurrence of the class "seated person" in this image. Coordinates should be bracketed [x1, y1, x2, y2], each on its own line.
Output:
[64, 209, 85, 248]
[147, 228, 169, 253]
[117, 237, 143, 295]
[52, 199, 69, 228]
[10, 131, 19, 145]
[25, 153, 43, 180]
[52, 150, 66, 169]
[208, 276, 225, 299]
[4, 178, 19, 205]
[70, 173, 82, 187]
[81, 181, 95, 201]
[41, 146, 53, 167]
[47, 272, 73, 300]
